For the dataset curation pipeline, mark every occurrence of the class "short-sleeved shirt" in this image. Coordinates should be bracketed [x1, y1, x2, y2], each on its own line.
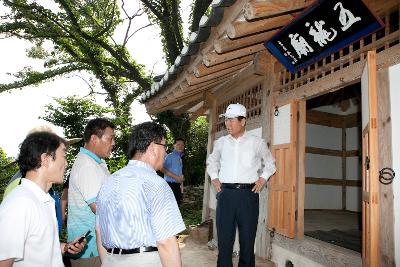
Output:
[163, 150, 183, 183]
[67, 147, 109, 258]
[3, 175, 63, 235]
[0, 179, 63, 267]
[96, 160, 185, 249]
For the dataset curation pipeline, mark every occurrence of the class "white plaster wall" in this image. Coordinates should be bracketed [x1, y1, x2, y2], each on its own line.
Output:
[305, 107, 361, 211]
[306, 124, 342, 149]
[306, 154, 342, 178]
[273, 104, 291, 145]
[346, 157, 361, 180]
[389, 63, 400, 265]
[346, 187, 361, 212]
[305, 184, 342, 209]
[346, 127, 361, 151]
[272, 244, 325, 267]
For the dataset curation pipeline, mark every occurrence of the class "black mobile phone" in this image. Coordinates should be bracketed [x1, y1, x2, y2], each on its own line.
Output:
[78, 230, 91, 244]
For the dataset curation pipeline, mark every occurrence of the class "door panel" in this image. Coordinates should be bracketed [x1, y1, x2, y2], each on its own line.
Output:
[268, 101, 297, 238]
[361, 50, 380, 267]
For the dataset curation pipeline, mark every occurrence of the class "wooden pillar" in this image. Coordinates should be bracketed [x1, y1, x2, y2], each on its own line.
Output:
[377, 68, 395, 266]
[256, 54, 275, 259]
[201, 97, 217, 222]
[341, 126, 347, 210]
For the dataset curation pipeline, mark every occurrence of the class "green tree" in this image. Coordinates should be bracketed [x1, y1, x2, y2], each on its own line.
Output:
[0, 148, 19, 200]
[0, 0, 211, 184]
[183, 116, 208, 185]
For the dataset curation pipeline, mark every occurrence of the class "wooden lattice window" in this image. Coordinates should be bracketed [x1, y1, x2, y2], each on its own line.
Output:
[216, 83, 263, 132]
[274, 4, 400, 94]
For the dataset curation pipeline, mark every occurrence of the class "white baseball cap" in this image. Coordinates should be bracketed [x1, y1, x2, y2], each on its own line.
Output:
[219, 103, 246, 118]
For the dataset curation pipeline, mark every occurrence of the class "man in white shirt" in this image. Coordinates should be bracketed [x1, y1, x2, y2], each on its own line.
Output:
[0, 131, 86, 267]
[207, 103, 276, 267]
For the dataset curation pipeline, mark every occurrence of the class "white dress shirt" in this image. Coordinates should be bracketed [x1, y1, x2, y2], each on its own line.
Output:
[207, 131, 276, 183]
[0, 179, 63, 267]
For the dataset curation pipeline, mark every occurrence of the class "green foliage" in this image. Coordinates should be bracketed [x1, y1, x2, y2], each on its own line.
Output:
[0, 148, 18, 201]
[183, 116, 208, 185]
[0, 0, 151, 110]
[1, 0, 212, 188]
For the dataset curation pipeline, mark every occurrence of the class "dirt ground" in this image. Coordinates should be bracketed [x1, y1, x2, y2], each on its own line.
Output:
[179, 236, 276, 267]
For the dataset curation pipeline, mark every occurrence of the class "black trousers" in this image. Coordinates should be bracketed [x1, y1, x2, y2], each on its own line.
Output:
[167, 182, 182, 206]
[216, 187, 259, 267]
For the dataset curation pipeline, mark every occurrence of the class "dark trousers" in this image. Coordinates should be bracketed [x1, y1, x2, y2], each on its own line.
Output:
[216, 188, 259, 267]
[167, 182, 182, 206]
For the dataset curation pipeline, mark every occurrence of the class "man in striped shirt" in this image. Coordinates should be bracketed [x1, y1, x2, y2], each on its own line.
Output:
[96, 122, 185, 267]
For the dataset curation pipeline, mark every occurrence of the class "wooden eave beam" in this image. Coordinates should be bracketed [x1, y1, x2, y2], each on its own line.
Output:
[203, 43, 265, 67]
[146, 92, 204, 115]
[194, 55, 253, 77]
[187, 62, 251, 85]
[186, 71, 237, 91]
[215, 30, 278, 54]
[214, 61, 266, 99]
[244, 0, 312, 20]
[227, 12, 299, 39]
[190, 91, 215, 120]
[173, 99, 204, 115]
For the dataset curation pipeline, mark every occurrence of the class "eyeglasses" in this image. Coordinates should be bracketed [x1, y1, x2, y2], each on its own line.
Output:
[154, 142, 168, 151]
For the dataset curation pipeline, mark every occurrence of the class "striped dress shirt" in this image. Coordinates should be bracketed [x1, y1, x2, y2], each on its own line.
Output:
[96, 160, 185, 249]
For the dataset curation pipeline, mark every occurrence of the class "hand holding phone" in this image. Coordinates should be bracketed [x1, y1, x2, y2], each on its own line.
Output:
[77, 230, 91, 244]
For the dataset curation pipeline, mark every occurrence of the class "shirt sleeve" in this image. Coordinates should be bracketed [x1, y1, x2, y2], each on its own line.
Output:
[75, 162, 104, 205]
[163, 154, 172, 171]
[259, 139, 276, 181]
[149, 182, 185, 242]
[206, 137, 223, 180]
[0, 196, 32, 261]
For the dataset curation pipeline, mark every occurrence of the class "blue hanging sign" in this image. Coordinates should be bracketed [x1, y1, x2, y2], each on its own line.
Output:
[265, 0, 384, 73]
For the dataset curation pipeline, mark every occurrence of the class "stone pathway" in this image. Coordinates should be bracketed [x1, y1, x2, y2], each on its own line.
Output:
[179, 236, 276, 267]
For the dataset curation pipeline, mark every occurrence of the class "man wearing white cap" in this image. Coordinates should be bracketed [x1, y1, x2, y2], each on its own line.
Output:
[206, 103, 276, 267]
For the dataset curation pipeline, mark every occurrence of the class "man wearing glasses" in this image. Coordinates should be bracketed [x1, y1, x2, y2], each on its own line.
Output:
[96, 122, 185, 267]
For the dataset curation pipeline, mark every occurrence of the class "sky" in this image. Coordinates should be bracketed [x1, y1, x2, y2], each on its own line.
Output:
[0, 0, 192, 157]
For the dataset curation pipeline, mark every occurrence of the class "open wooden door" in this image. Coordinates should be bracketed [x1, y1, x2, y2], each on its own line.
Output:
[361, 51, 380, 267]
[268, 101, 297, 238]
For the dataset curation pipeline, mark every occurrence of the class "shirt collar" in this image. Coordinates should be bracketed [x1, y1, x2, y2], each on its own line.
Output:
[172, 150, 183, 157]
[128, 160, 156, 173]
[80, 147, 103, 164]
[21, 178, 53, 204]
[228, 130, 248, 141]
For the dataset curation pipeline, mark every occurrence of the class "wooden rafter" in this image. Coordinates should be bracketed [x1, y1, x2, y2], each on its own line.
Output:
[244, 0, 312, 20]
[187, 62, 251, 85]
[214, 30, 278, 54]
[203, 43, 265, 66]
[194, 55, 253, 77]
[226, 13, 299, 39]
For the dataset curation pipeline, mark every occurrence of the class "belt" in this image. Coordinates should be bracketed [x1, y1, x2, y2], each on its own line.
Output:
[221, 183, 255, 190]
[106, 246, 158, 254]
